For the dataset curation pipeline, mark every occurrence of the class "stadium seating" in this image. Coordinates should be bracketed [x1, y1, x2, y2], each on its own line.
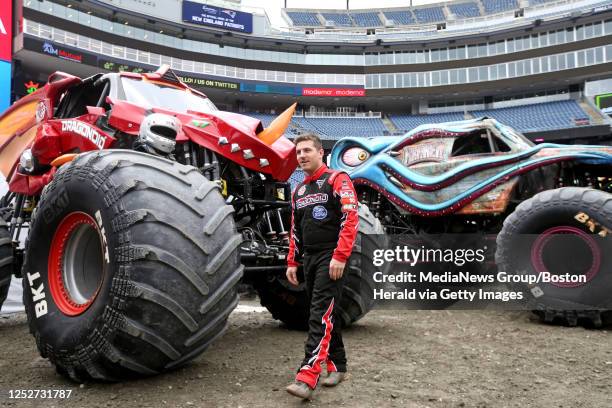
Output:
[246, 112, 276, 126]
[471, 100, 590, 132]
[290, 116, 322, 136]
[288, 169, 306, 190]
[382, 10, 415, 25]
[284, 0, 596, 27]
[321, 13, 353, 27]
[481, 0, 519, 14]
[302, 117, 388, 140]
[244, 101, 592, 140]
[286, 11, 321, 26]
[350, 12, 383, 27]
[449, 2, 482, 18]
[413, 7, 446, 23]
[389, 112, 467, 131]
[242, 112, 300, 138]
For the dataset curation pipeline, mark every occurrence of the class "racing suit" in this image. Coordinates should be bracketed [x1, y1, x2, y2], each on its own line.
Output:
[287, 164, 359, 389]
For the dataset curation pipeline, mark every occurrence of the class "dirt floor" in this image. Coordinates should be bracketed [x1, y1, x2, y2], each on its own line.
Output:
[1, 299, 612, 408]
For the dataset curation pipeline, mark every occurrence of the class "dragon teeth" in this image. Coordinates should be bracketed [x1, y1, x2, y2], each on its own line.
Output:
[388, 175, 403, 188]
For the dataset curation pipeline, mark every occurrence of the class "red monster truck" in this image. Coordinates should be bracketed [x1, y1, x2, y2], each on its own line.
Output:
[0, 66, 381, 381]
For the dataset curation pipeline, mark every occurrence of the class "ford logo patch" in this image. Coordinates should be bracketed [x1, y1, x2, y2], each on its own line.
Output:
[312, 205, 327, 220]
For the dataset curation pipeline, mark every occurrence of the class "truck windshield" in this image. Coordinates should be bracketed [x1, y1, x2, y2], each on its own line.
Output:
[120, 78, 218, 114]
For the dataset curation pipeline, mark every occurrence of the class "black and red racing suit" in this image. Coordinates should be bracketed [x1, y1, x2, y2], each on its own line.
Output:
[287, 164, 359, 389]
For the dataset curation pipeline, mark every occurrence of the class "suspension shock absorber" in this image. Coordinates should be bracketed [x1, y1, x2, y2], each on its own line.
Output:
[192, 142, 201, 169]
[202, 146, 210, 173]
[9, 194, 25, 238]
[370, 191, 382, 219]
[557, 164, 565, 188]
[263, 211, 277, 240]
[15, 196, 34, 243]
[275, 209, 288, 243]
[183, 142, 191, 165]
[210, 151, 220, 181]
[584, 171, 593, 188]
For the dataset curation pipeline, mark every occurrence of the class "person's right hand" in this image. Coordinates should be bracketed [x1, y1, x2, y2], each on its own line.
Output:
[286, 266, 298, 286]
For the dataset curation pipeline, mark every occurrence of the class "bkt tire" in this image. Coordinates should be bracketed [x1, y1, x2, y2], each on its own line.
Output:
[0, 221, 12, 311]
[255, 203, 385, 330]
[22, 150, 242, 381]
[496, 187, 612, 327]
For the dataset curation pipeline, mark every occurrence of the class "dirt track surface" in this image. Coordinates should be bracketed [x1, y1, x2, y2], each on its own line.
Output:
[1, 300, 612, 408]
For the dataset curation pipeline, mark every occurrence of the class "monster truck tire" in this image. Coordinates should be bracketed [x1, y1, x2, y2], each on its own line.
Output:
[22, 150, 242, 381]
[254, 203, 385, 330]
[0, 222, 12, 312]
[496, 187, 612, 327]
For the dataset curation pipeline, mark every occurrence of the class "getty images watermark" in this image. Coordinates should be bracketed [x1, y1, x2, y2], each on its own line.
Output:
[363, 234, 602, 310]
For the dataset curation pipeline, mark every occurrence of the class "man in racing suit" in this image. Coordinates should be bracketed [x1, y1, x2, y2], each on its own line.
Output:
[285, 133, 359, 400]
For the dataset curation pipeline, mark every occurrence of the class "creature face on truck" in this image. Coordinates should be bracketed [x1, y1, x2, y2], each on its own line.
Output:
[330, 118, 612, 326]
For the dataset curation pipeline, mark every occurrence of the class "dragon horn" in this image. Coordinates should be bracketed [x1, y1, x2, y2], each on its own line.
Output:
[257, 102, 297, 146]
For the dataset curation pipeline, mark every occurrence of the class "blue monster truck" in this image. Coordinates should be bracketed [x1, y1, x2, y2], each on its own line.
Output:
[330, 117, 612, 327]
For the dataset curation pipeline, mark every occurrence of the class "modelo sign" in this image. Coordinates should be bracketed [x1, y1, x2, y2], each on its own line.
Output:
[182, 1, 253, 34]
[302, 88, 366, 97]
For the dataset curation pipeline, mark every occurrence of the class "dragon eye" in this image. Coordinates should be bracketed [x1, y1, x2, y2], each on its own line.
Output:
[342, 147, 370, 166]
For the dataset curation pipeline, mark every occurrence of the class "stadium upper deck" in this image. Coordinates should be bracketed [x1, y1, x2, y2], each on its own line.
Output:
[40, 0, 612, 45]
[284, 0, 522, 28]
[280, 0, 611, 38]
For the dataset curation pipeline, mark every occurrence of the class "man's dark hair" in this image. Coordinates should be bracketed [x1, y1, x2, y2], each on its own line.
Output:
[294, 133, 322, 150]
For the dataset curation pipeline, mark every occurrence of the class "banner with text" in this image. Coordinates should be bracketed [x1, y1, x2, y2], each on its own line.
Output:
[0, 1, 12, 112]
[362, 233, 611, 310]
[0, 0, 11, 62]
[302, 88, 365, 97]
[182, 1, 253, 33]
[24, 37, 97, 66]
[0, 61, 10, 112]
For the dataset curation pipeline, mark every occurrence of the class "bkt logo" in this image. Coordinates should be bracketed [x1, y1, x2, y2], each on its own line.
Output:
[43, 42, 58, 56]
[202, 6, 217, 14]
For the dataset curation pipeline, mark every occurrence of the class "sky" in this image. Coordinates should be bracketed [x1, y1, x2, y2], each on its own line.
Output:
[240, 0, 443, 27]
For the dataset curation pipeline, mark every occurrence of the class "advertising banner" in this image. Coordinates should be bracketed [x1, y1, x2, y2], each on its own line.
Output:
[0, 1, 11, 62]
[24, 37, 98, 66]
[0, 1, 11, 112]
[98, 58, 239, 91]
[302, 88, 366, 97]
[178, 75, 239, 90]
[0, 60, 10, 112]
[240, 82, 301, 95]
[182, 1, 253, 33]
[98, 59, 148, 74]
[595, 93, 612, 110]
